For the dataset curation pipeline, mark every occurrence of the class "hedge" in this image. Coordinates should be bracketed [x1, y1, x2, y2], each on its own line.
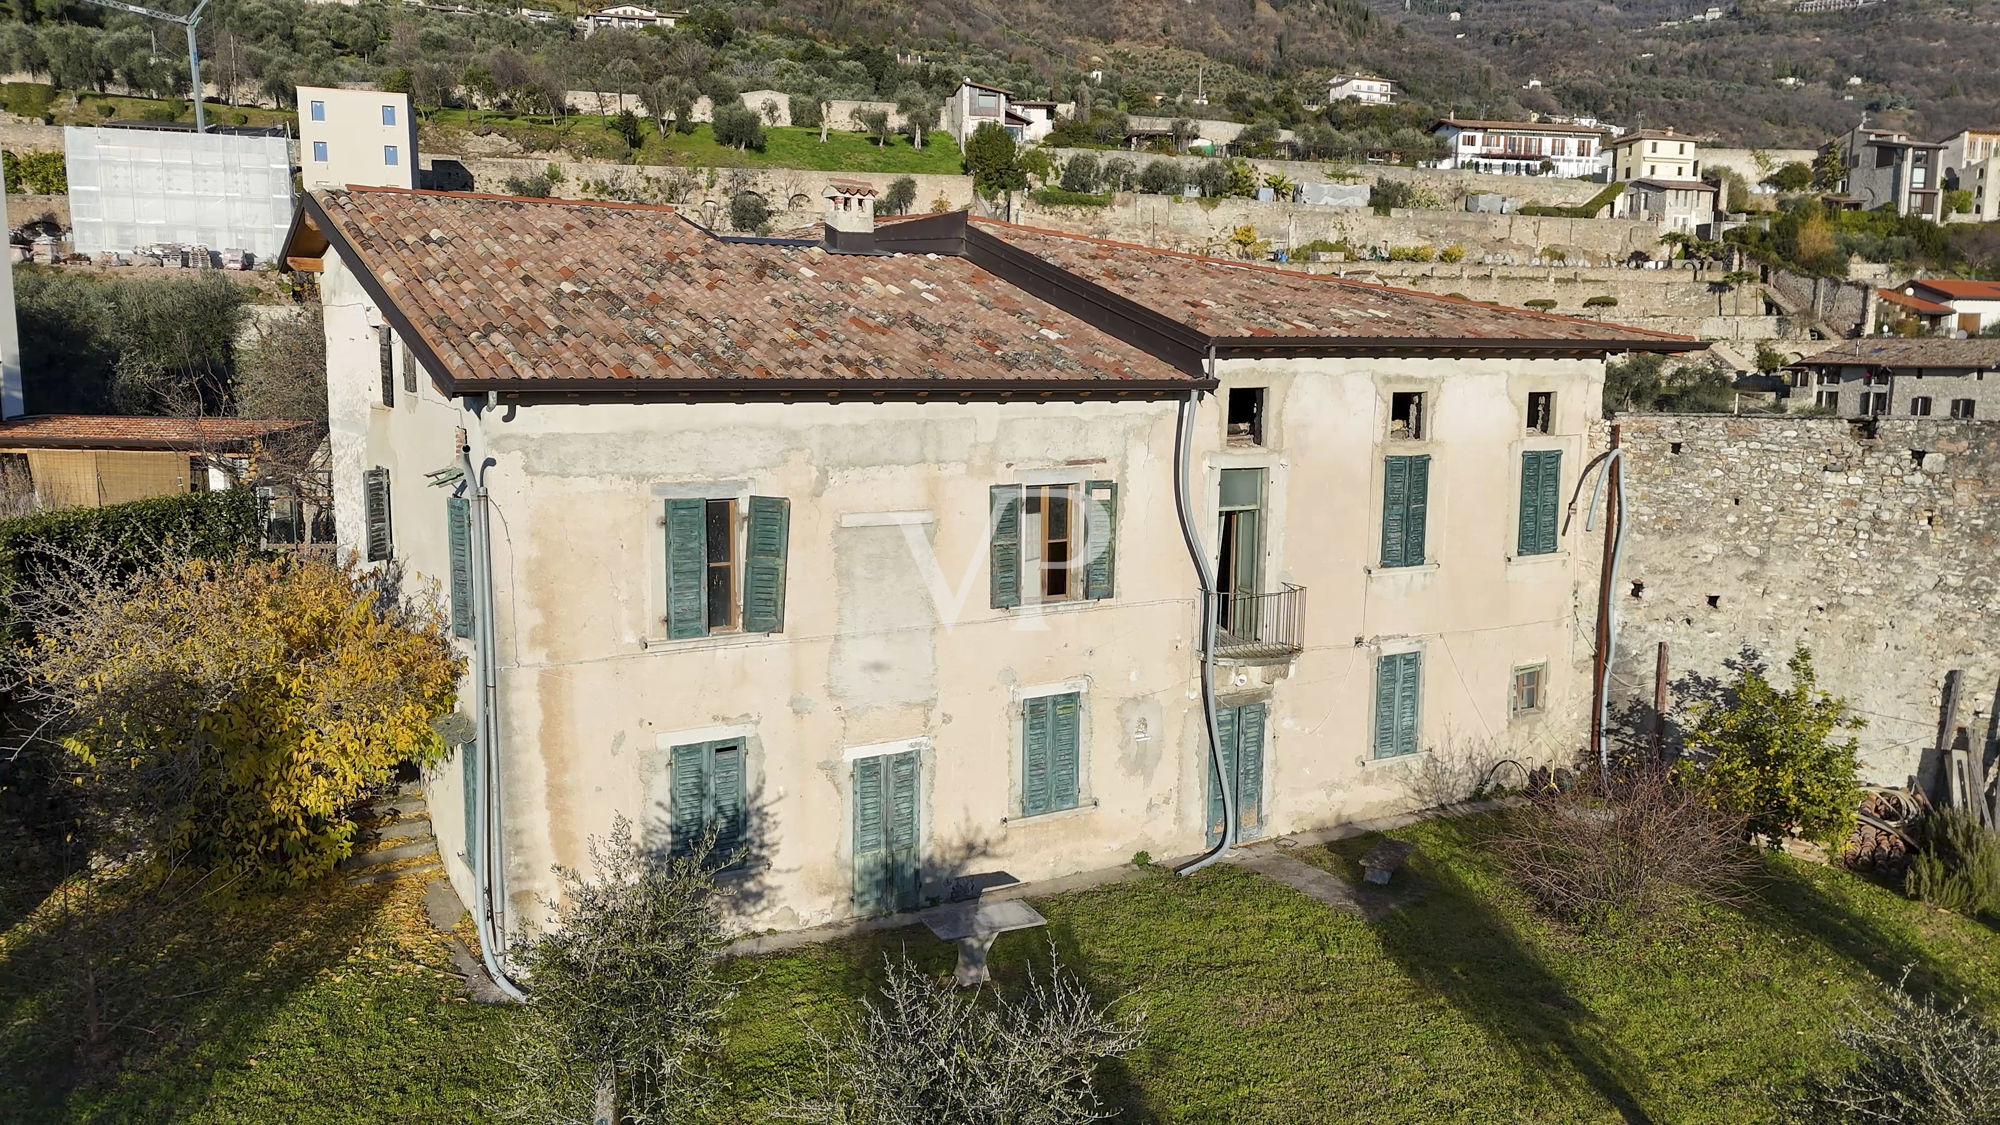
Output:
[1029, 187, 1114, 207]
[0, 488, 262, 617]
[2, 149, 67, 194]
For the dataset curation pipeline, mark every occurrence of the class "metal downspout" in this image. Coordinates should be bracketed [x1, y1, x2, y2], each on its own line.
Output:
[457, 435, 528, 1001]
[1580, 441, 1628, 774]
[1176, 347, 1236, 876]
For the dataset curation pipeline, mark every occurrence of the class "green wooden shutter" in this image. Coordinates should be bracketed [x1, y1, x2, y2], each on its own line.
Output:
[989, 485, 1021, 609]
[1083, 480, 1116, 600]
[446, 496, 473, 639]
[1021, 695, 1052, 817]
[1374, 655, 1402, 758]
[1050, 692, 1081, 812]
[742, 496, 790, 634]
[1517, 449, 1562, 556]
[1380, 456, 1409, 567]
[851, 756, 887, 914]
[886, 751, 920, 910]
[1394, 651, 1422, 758]
[669, 742, 708, 854]
[664, 498, 708, 639]
[363, 467, 392, 562]
[401, 342, 417, 394]
[1236, 703, 1265, 834]
[1207, 705, 1240, 846]
[1405, 455, 1430, 566]
[461, 743, 479, 860]
[378, 327, 395, 407]
[711, 743, 746, 856]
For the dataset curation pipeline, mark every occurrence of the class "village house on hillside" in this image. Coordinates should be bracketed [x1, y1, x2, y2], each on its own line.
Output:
[1791, 338, 2000, 418]
[1605, 129, 1701, 183]
[282, 188, 1696, 950]
[1898, 279, 2000, 335]
[1325, 74, 1395, 106]
[1428, 118, 1606, 177]
[1829, 124, 1945, 221]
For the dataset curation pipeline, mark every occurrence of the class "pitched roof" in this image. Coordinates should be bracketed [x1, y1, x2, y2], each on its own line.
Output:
[1799, 337, 2000, 369]
[299, 189, 1196, 393]
[1877, 287, 1954, 316]
[1906, 278, 2000, 301]
[1430, 118, 1608, 136]
[0, 414, 317, 451]
[965, 219, 1697, 350]
[1605, 129, 1696, 148]
[1626, 178, 1717, 192]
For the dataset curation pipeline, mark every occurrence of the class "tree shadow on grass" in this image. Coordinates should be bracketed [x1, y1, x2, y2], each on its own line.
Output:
[0, 860, 402, 1122]
[1363, 820, 1662, 1124]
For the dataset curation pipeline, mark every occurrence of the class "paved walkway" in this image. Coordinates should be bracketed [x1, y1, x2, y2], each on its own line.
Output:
[1227, 847, 1412, 922]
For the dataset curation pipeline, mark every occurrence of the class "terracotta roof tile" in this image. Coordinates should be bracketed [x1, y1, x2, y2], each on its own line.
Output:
[1800, 337, 2000, 369]
[308, 190, 1193, 389]
[0, 414, 315, 451]
[970, 220, 1696, 347]
[1907, 279, 2000, 301]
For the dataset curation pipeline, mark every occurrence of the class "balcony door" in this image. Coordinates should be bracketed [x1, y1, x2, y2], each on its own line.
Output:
[1216, 468, 1266, 643]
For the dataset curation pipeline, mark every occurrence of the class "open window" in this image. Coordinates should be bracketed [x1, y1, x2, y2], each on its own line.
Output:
[1390, 391, 1425, 440]
[664, 495, 790, 639]
[1227, 387, 1266, 446]
[1526, 391, 1554, 434]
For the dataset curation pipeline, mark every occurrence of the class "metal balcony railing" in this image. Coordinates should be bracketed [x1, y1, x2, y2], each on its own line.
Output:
[1214, 583, 1306, 662]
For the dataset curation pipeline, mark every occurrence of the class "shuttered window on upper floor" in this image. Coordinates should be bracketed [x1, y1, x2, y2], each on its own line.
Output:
[989, 481, 1117, 609]
[1379, 455, 1430, 569]
[664, 495, 789, 640]
[1517, 449, 1562, 557]
[1020, 692, 1082, 818]
[377, 327, 395, 407]
[446, 495, 473, 638]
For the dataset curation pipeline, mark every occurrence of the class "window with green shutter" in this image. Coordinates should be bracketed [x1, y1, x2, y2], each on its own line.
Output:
[663, 494, 790, 640]
[446, 496, 472, 638]
[1516, 449, 1562, 557]
[1020, 691, 1082, 817]
[377, 326, 395, 407]
[991, 482, 1116, 608]
[1373, 651, 1422, 758]
[667, 738, 748, 859]
[363, 466, 392, 562]
[1379, 455, 1430, 568]
[852, 750, 921, 915]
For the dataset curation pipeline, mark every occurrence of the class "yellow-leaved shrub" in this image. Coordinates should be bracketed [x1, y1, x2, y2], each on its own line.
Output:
[19, 553, 461, 887]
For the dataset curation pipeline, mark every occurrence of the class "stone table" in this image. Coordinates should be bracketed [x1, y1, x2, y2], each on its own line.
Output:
[917, 899, 1047, 986]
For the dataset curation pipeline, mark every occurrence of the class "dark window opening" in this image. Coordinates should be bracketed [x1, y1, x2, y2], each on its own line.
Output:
[1390, 391, 1425, 440]
[1630, 580, 1645, 598]
[1910, 397, 1933, 417]
[1526, 391, 1554, 434]
[1705, 594, 1721, 609]
[1952, 398, 1977, 419]
[1227, 387, 1266, 446]
[705, 499, 736, 630]
[1912, 449, 1929, 468]
[1669, 441, 1683, 455]
[1024, 485, 1078, 601]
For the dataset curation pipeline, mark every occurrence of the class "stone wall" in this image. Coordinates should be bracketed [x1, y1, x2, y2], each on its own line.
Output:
[1603, 415, 2000, 784]
[1045, 148, 1608, 209]
[0, 122, 64, 154]
[1696, 147, 1819, 183]
[420, 154, 977, 217]
[1012, 193, 1669, 262]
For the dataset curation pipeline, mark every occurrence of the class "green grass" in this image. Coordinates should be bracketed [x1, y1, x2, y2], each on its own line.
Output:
[9, 812, 2000, 1122]
[424, 112, 965, 174]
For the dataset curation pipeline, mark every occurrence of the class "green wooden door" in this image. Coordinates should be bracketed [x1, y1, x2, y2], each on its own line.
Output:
[1205, 703, 1268, 846]
[853, 751, 921, 915]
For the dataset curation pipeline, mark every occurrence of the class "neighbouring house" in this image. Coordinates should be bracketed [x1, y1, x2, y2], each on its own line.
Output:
[1898, 279, 2000, 335]
[944, 80, 1018, 149]
[1938, 128, 2000, 221]
[1429, 119, 1606, 177]
[298, 87, 418, 191]
[282, 186, 1696, 953]
[1829, 124, 1946, 220]
[1326, 74, 1395, 106]
[1875, 287, 1955, 335]
[573, 2, 683, 32]
[1790, 338, 2000, 417]
[0, 414, 317, 510]
[1605, 129, 1701, 182]
[1616, 178, 1719, 233]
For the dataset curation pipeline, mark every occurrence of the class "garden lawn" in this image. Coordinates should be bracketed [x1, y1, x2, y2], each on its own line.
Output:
[9, 811, 2000, 1122]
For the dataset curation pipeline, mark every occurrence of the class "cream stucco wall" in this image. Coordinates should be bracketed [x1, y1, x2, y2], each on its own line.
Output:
[321, 247, 1605, 941]
[299, 87, 418, 191]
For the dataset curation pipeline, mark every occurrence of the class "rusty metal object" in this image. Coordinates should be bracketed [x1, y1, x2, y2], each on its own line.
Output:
[1841, 787, 1930, 877]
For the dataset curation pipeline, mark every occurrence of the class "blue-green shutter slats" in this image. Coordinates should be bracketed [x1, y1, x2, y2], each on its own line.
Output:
[1022, 695, 1053, 817]
[710, 744, 746, 855]
[1394, 652, 1422, 757]
[851, 755, 887, 915]
[363, 466, 392, 562]
[1373, 655, 1400, 758]
[989, 485, 1021, 609]
[669, 741, 708, 853]
[446, 495, 473, 638]
[1518, 449, 1562, 556]
[1380, 456, 1408, 567]
[1404, 455, 1430, 565]
[1207, 704, 1240, 845]
[1236, 702, 1266, 834]
[664, 498, 708, 639]
[1050, 692, 1081, 812]
[1373, 651, 1422, 758]
[1084, 480, 1116, 601]
[742, 495, 790, 634]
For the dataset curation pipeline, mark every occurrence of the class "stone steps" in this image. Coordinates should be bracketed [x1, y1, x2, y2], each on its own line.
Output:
[340, 837, 439, 871]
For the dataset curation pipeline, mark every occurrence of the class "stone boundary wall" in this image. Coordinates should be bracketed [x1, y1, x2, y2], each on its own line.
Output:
[1599, 415, 2000, 784]
[0, 122, 65, 153]
[1696, 147, 1819, 183]
[1012, 193, 1666, 261]
[422, 154, 976, 217]
[1336, 262, 1755, 318]
[1045, 147, 1607, 209]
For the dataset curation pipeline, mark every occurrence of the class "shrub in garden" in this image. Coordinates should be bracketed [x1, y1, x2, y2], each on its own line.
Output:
[779, 951, 1143, 1124]
[1438, 243, 1468, 263]
[1906, 807, 2000, 917]
[1058, 152, 1101, 193]
[1681, 647, 1864, 849]
[1494, 765, 1753, 932]
[1788, 974, 2000, 1124]
[1138, 160, 1184, 195]
[1524, 298, 1558, 312]
[507, 816, 735, 1125]
[1583, 294, 1619, 309]
[6, 552, 460, 886]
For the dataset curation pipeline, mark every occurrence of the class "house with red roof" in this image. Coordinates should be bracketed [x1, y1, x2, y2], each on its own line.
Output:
[0, 414, 317, 511]
[281, 186, 1697, 960]
[1900, 279, 2000, 335]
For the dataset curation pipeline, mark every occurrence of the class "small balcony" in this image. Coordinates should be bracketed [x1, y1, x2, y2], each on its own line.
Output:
[1214, 583, 1306, 664]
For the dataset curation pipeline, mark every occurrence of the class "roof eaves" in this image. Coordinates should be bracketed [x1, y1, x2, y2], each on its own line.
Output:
[1212, 334, 1706, 358]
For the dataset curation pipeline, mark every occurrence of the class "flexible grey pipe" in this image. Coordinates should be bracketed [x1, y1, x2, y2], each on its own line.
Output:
[1581, 448, 1627, 774]
[1175, 351, 1236, 876]
[457, 439, 528, 1002]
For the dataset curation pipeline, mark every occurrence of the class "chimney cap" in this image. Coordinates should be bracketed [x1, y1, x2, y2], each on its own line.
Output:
[825, 178, 878, 198]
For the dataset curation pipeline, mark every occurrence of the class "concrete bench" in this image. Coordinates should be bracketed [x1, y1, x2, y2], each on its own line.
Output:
[918, 899, 1047, 986]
